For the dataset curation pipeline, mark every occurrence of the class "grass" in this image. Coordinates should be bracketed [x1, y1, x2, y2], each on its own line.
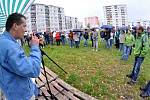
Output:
[24, 40, 150, 100]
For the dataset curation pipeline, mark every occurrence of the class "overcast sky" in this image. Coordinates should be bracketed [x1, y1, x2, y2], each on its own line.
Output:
[34, 0, 150, 22]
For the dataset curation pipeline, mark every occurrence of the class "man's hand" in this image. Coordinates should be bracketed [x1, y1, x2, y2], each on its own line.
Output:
[31, 33, 39, 46]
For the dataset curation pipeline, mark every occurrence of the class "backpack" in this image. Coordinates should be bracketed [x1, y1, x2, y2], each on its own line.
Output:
[100, 31, 105, 38]
[84, 32, 89, 39]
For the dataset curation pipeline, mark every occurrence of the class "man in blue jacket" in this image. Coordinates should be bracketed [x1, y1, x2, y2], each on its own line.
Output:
[0, 13, 41, 100]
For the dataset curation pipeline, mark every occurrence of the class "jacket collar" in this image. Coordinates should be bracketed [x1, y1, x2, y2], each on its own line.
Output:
[3, 31, 17, 43]
[137, 32, 144, 38]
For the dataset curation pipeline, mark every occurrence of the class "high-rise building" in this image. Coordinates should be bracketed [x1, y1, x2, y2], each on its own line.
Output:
[77, 22, 83, 29]
[65, 16, 79, 30]
[25, 4, 66, 32]
[65, 16, 72, 30]
[25, 4, 47, 32]
[103, 4, 128, 28]
[0, 9, 6, 32]
[58, 7, 65, 31]
[25, 3, 82, 32]
[84, 16, 99, 28]
[48, 5, 61, 31]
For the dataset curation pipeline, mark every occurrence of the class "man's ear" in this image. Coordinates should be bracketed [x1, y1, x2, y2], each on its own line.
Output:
[13, 23, 18, 31]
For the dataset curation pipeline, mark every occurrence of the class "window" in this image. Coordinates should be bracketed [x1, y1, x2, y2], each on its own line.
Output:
[114, 5, 117, 9]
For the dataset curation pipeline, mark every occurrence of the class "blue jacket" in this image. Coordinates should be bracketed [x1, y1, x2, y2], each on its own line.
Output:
[0, 31, 41, 100]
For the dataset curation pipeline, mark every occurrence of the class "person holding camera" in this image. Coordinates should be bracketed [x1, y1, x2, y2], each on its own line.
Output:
[0, 13, 41, 100]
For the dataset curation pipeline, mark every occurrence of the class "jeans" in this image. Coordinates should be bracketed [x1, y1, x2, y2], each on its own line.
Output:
[109, 39, 113, 48]
[75, 41, 79, 48]
[93, 40, 98, 50]
[130, 56, 144, 81]
[84, 39, 88, 47]
[50, 37, 53, 45]
[61, 38, 65, 45]
[105, 39, 110, 48]
[45, 37, 50, 45]
[144, 81, 150, 96]
[122, 46, 131, 60]
[69, 40, 74, 48]
[119, 43, 124, 52]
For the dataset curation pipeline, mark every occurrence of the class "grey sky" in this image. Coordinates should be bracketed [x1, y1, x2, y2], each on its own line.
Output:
[34, 0, 150, 22]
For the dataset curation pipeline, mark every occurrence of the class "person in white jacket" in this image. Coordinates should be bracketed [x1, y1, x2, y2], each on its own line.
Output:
[92, 29, 98, 51]
[119, 30, 126, 52]
[73, 32, 80, 48]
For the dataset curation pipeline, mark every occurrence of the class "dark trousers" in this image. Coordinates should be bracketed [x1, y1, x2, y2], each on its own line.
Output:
[115, 38, 119, 49]
[45, 37, 50, 45]
[91, 39, 93, 47]
[56, 39, 60, 46]
[75, 41, 79, 48]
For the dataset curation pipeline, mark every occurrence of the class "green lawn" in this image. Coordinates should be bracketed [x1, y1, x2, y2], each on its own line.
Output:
[24, 41, 150, 100]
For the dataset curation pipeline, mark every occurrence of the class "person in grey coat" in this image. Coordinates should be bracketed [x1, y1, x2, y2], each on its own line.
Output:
[92, 29, 99, 51]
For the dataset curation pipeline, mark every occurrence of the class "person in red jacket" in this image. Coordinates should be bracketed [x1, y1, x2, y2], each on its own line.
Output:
[55, 31, 60, 46]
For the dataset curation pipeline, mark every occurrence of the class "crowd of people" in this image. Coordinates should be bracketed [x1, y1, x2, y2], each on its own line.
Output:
[22, 25, 150, 98]
[23, 25, 150, 98]
[21, 25, 150, 54]
[23, 28, 100, 50]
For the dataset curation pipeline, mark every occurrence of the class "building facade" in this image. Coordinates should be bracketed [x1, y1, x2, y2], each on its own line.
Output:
[25, 4, 67, 32]
[25, 4, 47, 33]
[25, 3, 81, 32]
[48, 5, 60, 31]
[103, 4, 128, 28]
[58, 7, 65, 31]
[65, 16, 80, 30]
[0, 10, 6, 32]
[84, 16, 99, 28]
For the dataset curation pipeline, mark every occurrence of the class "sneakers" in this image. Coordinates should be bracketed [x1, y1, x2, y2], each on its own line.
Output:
[127, 80, 136, 85]
[140, 92, 150, 98]
[92, 49, 98, 51]
[140, 86, 146, 91]
[126, 74, 136, 85]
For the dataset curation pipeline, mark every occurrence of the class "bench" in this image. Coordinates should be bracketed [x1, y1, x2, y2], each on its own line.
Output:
[35, 67, 97, 100]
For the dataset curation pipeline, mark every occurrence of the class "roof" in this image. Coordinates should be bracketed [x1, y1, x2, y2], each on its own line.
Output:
[0, 0, 35, 16]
